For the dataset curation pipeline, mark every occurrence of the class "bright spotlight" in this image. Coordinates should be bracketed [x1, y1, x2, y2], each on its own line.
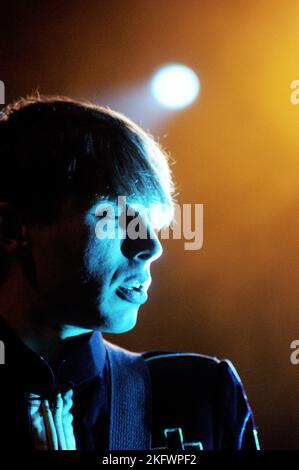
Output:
[151, 63, 200, 109]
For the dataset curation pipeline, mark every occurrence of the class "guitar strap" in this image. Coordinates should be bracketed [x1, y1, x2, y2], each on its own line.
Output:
[105, 340, 152, 450]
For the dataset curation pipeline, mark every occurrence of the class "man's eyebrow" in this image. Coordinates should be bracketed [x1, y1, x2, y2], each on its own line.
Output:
[92, 197, 118, 208]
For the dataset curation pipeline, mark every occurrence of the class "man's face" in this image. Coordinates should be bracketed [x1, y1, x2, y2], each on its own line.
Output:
[27, 196, 164, 334]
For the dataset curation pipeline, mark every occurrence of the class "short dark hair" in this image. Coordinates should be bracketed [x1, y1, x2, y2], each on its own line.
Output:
[0, 95, 175, 225]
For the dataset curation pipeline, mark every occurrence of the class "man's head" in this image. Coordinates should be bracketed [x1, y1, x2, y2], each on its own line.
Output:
[0, 96, 175, 334]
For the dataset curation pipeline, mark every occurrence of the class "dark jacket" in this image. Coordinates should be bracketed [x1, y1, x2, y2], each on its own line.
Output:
[106, 342, 259, 450]
[0, 319, 259, 450]
[143, 350, 259, 449]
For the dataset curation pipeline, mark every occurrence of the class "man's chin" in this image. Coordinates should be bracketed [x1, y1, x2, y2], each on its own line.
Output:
[65, 303, 140, 334]
[99, 307, 139, 334]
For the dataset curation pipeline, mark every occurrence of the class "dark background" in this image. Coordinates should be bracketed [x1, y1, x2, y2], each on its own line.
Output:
[1, 0, 299, 449]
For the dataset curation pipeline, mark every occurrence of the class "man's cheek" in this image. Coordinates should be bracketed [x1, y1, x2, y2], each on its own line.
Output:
[85, 240, 116, 276]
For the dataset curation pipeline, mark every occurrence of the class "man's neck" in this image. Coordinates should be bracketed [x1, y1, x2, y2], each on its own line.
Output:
[1, 310, 93, 364]
[0, 267, 93, 363]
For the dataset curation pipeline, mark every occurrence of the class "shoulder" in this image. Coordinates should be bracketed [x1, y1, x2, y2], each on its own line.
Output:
[104, 342, 258, 449]
[142, 349, 243, 391]
[104, 341, 245, 392]
[142, 350, 257, 449]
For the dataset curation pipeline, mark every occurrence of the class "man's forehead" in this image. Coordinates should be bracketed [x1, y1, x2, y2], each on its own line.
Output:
[92, 194, 158, 209]
[91, 195, 173, 229]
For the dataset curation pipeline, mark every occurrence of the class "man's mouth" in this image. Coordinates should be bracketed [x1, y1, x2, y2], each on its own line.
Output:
[116, 277, 151, 305]
[116, 285, 148, 305]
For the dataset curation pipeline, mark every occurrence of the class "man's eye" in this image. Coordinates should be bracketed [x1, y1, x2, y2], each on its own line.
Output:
[92, 211, 107, 218]
[94, 210, 119, 219]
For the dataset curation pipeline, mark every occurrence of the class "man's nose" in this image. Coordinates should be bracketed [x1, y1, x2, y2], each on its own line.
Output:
[121, 223, 163, 262]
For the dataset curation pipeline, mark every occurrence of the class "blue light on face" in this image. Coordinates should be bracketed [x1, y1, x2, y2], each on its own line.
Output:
[151, 64, 200, 109]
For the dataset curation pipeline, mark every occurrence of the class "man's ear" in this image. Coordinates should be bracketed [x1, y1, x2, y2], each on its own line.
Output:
[0, 202, 34, 284]
[0, 202, 28, 254]
[0, 203, 37, 287]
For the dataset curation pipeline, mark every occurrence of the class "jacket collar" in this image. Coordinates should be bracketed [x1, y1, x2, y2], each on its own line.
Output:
[0, 317, 107, 397]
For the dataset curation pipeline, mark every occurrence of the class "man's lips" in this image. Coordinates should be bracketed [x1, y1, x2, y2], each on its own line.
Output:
[116, 285, 148, 305]
[116, 274, 151, 305]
